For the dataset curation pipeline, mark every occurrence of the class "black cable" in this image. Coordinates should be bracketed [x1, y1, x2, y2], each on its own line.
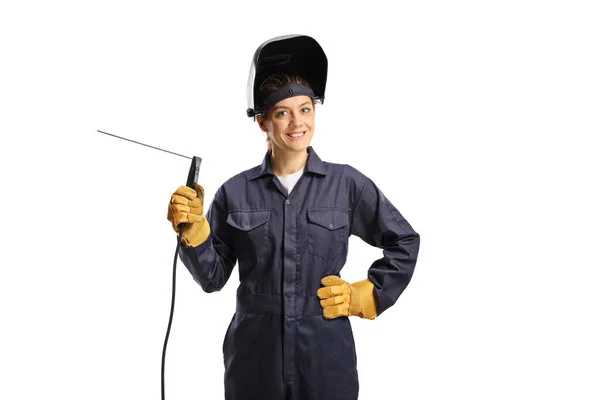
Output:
[161, 231, 182, 400]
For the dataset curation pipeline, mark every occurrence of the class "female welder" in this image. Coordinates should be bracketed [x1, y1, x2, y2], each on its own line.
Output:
[167, 34, 420, 400]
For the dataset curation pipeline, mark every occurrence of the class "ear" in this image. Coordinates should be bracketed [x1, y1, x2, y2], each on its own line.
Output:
[256, 115, 268, 133]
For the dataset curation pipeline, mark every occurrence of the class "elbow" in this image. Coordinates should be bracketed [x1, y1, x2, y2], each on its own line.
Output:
[411, 231, 420, 257]
[196, 263, 233, 293]
[200, 279, 224, 293]
[388, 231, 420, 259]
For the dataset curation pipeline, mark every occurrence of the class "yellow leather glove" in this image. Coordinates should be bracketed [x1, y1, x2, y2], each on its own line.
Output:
[317, 276, 379, 320]
[167, 184, 210, 247]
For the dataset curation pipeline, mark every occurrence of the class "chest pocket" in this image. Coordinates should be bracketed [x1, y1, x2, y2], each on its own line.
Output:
[226, 210, 270, 262]
[307, 208, 350, 260]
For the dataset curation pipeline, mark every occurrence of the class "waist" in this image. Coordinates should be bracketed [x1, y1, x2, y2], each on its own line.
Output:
[236, 292, 322, 316]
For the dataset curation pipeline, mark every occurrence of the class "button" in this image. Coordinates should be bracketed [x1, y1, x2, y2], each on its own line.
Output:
[288, 88, 294, 94]
[244, 225, 249, 229]
[329, 224, 333, 228]
[286, 199, 290, 204]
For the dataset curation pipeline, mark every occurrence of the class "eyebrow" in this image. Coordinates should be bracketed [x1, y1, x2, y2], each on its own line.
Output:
[273, 101, 312, 111]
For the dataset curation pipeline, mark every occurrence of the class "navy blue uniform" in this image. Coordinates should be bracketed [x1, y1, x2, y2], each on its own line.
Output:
[179, 146, 420, 400]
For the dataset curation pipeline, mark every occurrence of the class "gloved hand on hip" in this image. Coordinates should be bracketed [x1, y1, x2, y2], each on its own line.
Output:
[167, 184, 210, 247]
[317, 276, 378, 320]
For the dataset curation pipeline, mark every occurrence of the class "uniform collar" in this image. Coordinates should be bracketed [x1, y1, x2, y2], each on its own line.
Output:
[249, 146, 327, 181]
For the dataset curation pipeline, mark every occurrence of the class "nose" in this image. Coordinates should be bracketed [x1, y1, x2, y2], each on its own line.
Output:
[289, 112, 300, 127]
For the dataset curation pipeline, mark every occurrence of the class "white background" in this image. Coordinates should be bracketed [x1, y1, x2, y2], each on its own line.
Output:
[1, 1, 599, 399]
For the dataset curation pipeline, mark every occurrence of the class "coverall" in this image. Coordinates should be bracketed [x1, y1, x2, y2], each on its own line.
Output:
[179, 146, 420, 400]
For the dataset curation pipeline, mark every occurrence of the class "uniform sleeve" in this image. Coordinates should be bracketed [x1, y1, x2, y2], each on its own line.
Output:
[178, 186, 237, 293]
[349, 172, 420, 316]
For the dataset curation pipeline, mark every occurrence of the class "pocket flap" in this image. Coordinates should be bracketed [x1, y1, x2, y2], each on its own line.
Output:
[227, 210, 270, 231]
[307, 208, 349, 230]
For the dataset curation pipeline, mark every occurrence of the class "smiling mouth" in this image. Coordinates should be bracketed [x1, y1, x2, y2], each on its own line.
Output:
[286, 131, 306, 139]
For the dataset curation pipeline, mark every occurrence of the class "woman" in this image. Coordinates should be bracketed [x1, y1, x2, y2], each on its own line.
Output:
[167, 35, 420, 400]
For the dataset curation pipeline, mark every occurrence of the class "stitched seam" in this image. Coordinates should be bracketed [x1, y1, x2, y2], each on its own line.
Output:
[229, 208, 271, 212]
[383, 196, 410, 235]
[214, 191, 226, 209]
[350, 171, 368, 223]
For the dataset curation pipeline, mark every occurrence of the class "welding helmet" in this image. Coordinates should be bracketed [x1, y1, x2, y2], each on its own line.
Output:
[246, 34, 328, 119]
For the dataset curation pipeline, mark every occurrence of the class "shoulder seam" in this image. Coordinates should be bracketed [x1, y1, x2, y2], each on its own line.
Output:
[214, 188, 227, 209]
[350, 167, 368, 216]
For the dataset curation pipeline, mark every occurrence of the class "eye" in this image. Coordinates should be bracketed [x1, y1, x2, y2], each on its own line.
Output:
[301, 107, 313, 113]
[276, 110, 288, 117]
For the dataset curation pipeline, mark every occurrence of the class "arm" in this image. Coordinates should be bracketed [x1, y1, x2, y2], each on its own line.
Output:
[349, 174, 420, 317]
[178, 188, 237, 293]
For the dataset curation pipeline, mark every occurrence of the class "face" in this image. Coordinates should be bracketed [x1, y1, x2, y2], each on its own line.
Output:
[257, 95, 315, 155]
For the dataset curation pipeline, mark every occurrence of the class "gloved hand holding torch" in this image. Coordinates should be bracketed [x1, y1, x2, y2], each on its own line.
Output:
[167, 184, 211, 247]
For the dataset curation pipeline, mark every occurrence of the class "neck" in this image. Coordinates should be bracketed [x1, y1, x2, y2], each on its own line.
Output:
[270, 147, 309, 176]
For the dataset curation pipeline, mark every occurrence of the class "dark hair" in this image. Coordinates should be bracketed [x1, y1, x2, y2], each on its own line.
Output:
[260, 73, 311, 95]
[259, 73, 316, 149]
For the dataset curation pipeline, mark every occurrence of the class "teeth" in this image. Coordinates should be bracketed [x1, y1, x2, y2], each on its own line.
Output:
[288, 132, 304, 138]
